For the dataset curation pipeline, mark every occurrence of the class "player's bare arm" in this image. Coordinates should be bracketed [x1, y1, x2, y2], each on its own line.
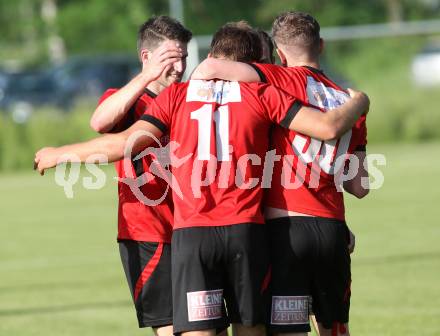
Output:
[343, 150, 370, 199]
[193, 61, 370, 142]
[34, 120, 163, 176]
[191, 58, 259, 82]
[289, 88, 369, 140]
[34, 41, 180, 175]
[90, 41, 183, 133]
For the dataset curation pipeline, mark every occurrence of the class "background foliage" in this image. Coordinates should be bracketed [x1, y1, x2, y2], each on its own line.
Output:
[2, 0, 440, 58]
[1, 0, 440, 170]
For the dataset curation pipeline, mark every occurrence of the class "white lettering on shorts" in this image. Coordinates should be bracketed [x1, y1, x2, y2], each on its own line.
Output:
[187, 289, 223, 322]
[271, 296, 310, 325]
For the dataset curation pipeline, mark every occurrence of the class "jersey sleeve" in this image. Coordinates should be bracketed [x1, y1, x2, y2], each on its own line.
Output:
[257, 83, 303, 128]
[248, 63, 268, 83]
[140, 84, 174, 133]
[354, 115, 368, 151]
[250, 63, 304, 95]
[97, 88, 118, 105]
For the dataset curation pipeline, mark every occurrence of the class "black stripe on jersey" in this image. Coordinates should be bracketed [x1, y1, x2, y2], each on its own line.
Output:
[108, 104, 137, 133]
[248, 63, 267, 83]
[355, 144, 366, 152]
[280, 101, 302, 128]
[140, 114, 168, 133]
[302, 65, 324, 74]
[132, 158, 145, 177]
[144, 88, 158, 98]
[302, 66, 332, 82]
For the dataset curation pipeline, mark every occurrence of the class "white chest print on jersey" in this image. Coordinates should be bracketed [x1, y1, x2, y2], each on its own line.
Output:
[292, 77, 353, 176]
[306, 76, 348, 109]
[186, 80, 242, 104]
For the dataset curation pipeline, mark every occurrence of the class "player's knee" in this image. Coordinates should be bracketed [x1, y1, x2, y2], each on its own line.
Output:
[318, 322, 349, 336]
[232, 323, 265, 336]
[181, 329, 217, 336]
[339, 323, 350, 336]
[334, 323, 349, 336]
[216, 329, 229, 336]
[154, 325, 174, 336]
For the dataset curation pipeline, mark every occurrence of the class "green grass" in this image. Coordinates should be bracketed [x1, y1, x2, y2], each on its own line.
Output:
[1, 142, 440, 335]
[346, 141, 440, 335]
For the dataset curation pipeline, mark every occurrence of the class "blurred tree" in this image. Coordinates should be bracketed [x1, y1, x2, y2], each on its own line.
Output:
[255, 0, 387, 28]
[0, 0, 23, 44]
[184, 0, 267, 34]
[0, 0, 46, 64]
[41, 0, 66, 63]
[384, 0, 440, 22]
[386, 0, 404, 22]
[255, 0, 440, 28]
[21, 0, 38, 54]
[1, 0, 440, 66]
[55, 0, 166, 54]
[402, 0, 440, 20]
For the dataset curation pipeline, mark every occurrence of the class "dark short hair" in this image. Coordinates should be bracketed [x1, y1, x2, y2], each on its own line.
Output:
[256, 29, 275, 64]
[137, 15, 192, 55]
[272, 11, 320, 57]
[210, 22, 262, 62]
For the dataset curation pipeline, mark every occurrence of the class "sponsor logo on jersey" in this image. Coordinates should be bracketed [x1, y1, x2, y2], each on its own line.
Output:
[306, 76, 348, 110]
[187, 80, 241, 104]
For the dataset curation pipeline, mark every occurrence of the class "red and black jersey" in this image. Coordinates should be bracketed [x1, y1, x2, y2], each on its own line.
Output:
[141, 80, 302, 230]
[251, 64, 367, 220]
[98, 88, 173, 242]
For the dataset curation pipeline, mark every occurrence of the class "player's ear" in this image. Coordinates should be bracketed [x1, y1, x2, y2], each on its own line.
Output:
[276, 48, 287, 67]
[140, 49, 150, 63]
[207, 53, 212, 58]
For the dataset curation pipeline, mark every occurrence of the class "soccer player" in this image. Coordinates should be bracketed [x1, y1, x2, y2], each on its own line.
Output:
[92, 16, 191, 336]
[34, 23, 369, 336]
[191, 12, 369, 336]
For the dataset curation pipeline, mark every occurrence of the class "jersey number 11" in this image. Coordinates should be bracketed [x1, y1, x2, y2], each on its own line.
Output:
[191, 104, 230, 161]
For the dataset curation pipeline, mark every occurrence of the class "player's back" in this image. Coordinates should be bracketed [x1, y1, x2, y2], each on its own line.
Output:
[144, 79, 297, 229]
[254, 64, 367, 220]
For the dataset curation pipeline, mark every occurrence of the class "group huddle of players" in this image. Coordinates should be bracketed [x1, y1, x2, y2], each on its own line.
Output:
[34, 11, 370, 336]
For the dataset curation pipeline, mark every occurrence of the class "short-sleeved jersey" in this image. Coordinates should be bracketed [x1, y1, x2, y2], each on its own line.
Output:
[141, 80, 301, 230]
[252, 64, 367, 220]
[98, 88, 173, 242]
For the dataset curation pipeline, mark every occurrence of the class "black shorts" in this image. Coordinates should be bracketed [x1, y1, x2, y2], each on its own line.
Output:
[266, 216, 351, 333]
[171, 224, 270, 334]
[118, 240, 173, 328]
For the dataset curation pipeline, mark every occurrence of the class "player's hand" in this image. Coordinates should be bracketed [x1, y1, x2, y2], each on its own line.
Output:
[34, 147, 60, 176]
[347, 88, 370, 115]
[142, 41, 183, 82]
[348, 228, 356, 254]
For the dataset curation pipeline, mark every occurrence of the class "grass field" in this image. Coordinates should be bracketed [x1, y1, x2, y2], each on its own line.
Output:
[1, 141, 439, 335]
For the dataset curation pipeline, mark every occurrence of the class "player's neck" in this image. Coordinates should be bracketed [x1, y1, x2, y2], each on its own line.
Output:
[146, 82, 165, 96]
[285, 56, 320, 70]
[287, 61, 320, 69]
